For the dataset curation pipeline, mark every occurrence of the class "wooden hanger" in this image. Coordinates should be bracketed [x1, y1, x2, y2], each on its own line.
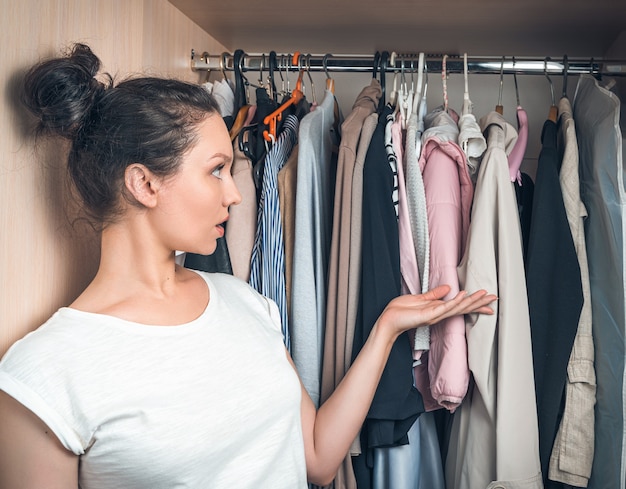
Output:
[262, 51, 304, 142]
[323, 53, 335, 94]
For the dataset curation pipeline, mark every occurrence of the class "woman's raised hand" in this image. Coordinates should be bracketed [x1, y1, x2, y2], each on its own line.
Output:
[375, 285, 497, 339]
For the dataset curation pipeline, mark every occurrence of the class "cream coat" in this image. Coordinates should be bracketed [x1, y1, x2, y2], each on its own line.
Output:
[446, 111, 543, 489]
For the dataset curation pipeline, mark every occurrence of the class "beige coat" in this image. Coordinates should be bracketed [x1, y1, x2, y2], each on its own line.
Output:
[446, 111, 543, 489]
[548, 97, 596, 486]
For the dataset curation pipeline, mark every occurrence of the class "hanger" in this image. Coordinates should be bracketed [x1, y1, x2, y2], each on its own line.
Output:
[262, 51, 304, 142]
[268, 51, 278, 103]
[220, 51, 229, 82]
[233, 49, 248, 114]
[372, 51, 381, 79]
[508, 56, 527, 184]
[411, 53, 425, 116]
[545, 57, 558, 122]
[400, 56, 414, 128]
[323, 53, 335, 93]
[562, 54, 569, 98]
[305, 54, 317, 105]
[441, 54, 449, 113]
[496, 56, 505, 115]
[389, 52, 398, 106]
[379, 51, 390, 111]
[513, 57, 521, 108]
[461, 52, 472, 117]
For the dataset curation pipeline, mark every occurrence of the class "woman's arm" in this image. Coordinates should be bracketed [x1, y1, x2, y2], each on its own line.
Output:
[0, 391, 79, 489]
[298, 285, 496, 485]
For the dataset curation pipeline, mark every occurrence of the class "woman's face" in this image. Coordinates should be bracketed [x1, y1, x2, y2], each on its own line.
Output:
[151, 113, 241, 256]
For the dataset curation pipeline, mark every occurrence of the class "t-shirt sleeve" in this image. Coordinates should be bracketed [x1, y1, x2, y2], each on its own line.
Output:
[0, 332, 86, 455]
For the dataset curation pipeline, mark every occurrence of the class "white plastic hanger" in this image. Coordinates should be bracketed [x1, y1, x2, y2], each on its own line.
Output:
[411, 52, 425, 116]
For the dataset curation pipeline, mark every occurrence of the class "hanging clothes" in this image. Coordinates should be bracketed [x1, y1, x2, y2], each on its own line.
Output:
[526, 117, 583, 486]
[202, 78, 236, 127]
[325, 110, 382, 489]
[371, 110, 446, 489]
[405, 93, 430, 360]
[290, 89, 338, 407]
[322, 79, 382, 408]
[446, 111, 542, 489]
[457, 60, 487, 181]
[413, 107, 474, 413]
[249, 114, 299, 350]
[547, 96, 596, 487]
[352, 104, 423, 489]
[573, 74, 626, 489]
[322, 81, 382, 489]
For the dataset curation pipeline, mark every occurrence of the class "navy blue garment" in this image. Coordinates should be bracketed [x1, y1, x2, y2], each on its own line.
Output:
[515, 171, 535, 264]
[526, 119, 583, 484]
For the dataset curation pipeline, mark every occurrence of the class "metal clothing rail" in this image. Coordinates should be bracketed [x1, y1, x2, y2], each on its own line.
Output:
[190, 50, 626, 77]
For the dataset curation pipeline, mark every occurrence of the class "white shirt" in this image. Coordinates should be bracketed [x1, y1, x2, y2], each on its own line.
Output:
[0, 271, 307, 489]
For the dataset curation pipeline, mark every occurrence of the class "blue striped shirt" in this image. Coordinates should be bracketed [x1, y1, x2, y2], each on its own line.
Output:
[249, 115, 299, 350]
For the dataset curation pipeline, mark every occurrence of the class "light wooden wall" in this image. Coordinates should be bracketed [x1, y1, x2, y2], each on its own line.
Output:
[0, 0, 226, 355]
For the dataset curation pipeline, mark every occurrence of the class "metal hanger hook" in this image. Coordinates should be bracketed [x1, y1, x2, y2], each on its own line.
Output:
[545, 57, 555, 105]
[562, 54, 569, 97]
[323, 53, 332, 79]
[498, 56, 505, 107]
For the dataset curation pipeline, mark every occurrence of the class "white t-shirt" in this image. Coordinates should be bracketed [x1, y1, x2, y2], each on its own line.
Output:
[0, 272, 307, 489]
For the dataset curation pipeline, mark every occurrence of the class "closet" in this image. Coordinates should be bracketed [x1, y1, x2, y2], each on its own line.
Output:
[2, 1, 626, 488]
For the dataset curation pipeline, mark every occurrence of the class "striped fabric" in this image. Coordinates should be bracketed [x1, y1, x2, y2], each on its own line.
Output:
[249, 115, 299, 351]
[384, 107, 400, 218]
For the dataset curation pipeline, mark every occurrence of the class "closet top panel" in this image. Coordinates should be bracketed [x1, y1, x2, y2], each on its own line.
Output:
[168, 0, 626, 57]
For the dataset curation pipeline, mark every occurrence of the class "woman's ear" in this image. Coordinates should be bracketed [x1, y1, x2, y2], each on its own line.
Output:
[124, 164, 160, 208]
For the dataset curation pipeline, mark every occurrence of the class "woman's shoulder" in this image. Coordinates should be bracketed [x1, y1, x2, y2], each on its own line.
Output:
[194, 271, 282, 332]
[194, 270, 262, 303]
[0, 308, 105, 366]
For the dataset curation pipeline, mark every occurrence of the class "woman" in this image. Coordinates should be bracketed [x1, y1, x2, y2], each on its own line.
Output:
[0, 44, 496, 488]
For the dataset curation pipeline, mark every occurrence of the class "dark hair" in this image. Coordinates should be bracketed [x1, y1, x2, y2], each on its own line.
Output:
[22, 43, 220, 225]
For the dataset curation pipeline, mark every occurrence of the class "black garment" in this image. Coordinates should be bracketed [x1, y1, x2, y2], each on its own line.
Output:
[525, 120, 583, 483]
[515, 171, 534, 264]
[184, 237, 233, 275]
[352, 106, 424, 489]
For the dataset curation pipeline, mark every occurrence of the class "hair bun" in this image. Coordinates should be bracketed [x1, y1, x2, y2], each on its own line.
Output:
[23, 43, 107, 140]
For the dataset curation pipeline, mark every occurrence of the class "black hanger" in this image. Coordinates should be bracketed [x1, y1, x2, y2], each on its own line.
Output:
[269, 51, 278, 103]
[379, 51, 390, 112]
[372, 51, 381, 79]
[233, 49, 247, 114]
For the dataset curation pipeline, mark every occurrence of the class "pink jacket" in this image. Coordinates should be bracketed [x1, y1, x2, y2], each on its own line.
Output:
[413, 108, 474, 412]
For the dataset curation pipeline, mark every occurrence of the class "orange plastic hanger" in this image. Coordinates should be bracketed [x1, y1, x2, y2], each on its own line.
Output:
[263, 52, 304, 142]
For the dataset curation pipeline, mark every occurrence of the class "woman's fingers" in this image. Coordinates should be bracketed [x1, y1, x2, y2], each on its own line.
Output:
[379, 286, 497, 336]
[426, 289, 496, 324]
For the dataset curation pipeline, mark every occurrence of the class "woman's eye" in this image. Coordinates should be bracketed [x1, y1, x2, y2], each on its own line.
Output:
[211, 165, 224, 179]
